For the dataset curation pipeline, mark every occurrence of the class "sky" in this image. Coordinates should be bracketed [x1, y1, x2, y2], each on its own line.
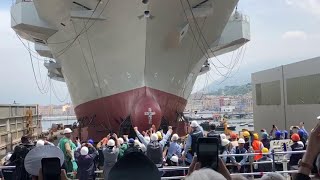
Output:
[1, 0, 320, 105]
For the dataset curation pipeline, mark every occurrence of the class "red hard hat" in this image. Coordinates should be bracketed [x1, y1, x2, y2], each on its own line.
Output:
[291, 133, 300, 142]
[231, 133, 238, 139]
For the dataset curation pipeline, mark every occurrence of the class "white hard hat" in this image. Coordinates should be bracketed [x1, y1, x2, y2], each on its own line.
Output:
[80, 147, 89, 156]
[170, 155, 179, 163]
[118, 138, 124, 145]
[107, 139, 115, 147]
[190, 121, 199, 128]
[220, 133, 226, 140]
[151, 133, 158, 141]
[144, 136, 151, 144]
[221, 139, 230, 146]
[63, 128, 72, 134]
[171, 134, 179, 141]
[134, 140, 140, 146]
[36, 140, 45, 147]
[238, 138, 245, 144]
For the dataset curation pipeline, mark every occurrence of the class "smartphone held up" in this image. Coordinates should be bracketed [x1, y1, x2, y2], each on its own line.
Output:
[196, 137, 220, 171]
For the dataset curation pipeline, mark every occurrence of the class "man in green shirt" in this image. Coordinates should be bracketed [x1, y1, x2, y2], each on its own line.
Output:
[58, 128, 77, 175]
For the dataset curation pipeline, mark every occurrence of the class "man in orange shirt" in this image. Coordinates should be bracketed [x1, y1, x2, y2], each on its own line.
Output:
[252, 133, 264, 161]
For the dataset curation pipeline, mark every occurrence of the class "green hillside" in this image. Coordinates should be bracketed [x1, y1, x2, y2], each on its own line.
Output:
[208, 83, 252, 96]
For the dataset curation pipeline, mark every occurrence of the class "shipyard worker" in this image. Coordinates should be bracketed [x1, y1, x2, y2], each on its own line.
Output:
[146, 133, 164, 167]
[166, 134, 182, 165]
[261, 132, 270, 149]
[273, 130, 282, 140]
[269, 125, 279, 138]
[297, 129, 307, 149]
[230, 133, 239, 148]
[298, 122, 309, 139]
[252, 133, 264, 161]
[242, 131, 251, 150]
[75, 144, 99, 180]
[108, 152, 161, 180]
[162, 155, 184, 179]
[9, 136, 35, 180]
[256, 148, 272, 177]
[36, 139, 54, 147]
[124, 138, 141, 156]
[117, 137, 128, 159]
[88, 139, 94, 145]
[286, 133, 304, 169]
[183, 121, 204, 164]
[103, 134, 120, 180]
[220, 139, 232, 164]
[146, 126, 173, 168]
[282, 130, 289, 139]
[230, 138, 248, 173]
[134, 126, 172, 147]
[58, 128, 78, 174]
[134, 126, 172, 166]
[207, 123, 219, 137]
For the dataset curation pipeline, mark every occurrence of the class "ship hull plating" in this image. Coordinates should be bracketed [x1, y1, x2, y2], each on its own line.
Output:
[73, 87, 187, 140]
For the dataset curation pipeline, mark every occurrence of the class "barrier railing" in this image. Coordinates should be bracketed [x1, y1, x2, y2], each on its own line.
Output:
[0, 150, 307, 180]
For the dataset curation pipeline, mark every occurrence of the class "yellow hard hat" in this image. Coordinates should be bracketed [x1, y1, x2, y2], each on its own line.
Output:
[243, 131, 250, 137]
[253, 133, 259, 140]
[262, 148, 269, 153]
[156, 131, 162, 140]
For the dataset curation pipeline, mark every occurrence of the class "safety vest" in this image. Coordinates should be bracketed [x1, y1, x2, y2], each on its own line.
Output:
[289, 142, 304, 165]
[252, 140, 263, 161]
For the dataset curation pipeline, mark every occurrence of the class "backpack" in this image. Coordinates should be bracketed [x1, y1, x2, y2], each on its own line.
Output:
[146, 141, 163, 165]
[12, 144, 34, 180]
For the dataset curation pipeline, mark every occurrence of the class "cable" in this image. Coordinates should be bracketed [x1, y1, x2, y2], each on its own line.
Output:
[15, 34, 52, 62]
[71, 21, 99, 97]
[185, 0, 243, 75]
[179, 0, 210, 59]
[186, 0, 232, 69]
[27, 42, 50, 94]
[51, 80, 69, 103]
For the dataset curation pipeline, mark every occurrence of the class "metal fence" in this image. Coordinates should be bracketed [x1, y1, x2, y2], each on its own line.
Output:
[0, 150, 308, 180]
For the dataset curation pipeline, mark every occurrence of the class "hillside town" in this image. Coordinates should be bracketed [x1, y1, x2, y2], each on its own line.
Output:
[185, 84, 253, 114]
[38, 103, 75, 116]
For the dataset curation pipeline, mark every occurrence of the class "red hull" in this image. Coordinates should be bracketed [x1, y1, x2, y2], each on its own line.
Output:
[73, 87, 187, 141]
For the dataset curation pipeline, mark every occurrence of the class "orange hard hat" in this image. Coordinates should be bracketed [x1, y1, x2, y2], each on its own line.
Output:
[230, 133, 238, 139]
[291, 133, 300, 142]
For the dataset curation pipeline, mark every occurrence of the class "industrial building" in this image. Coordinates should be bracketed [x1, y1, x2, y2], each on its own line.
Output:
[252, 56, 320, 132]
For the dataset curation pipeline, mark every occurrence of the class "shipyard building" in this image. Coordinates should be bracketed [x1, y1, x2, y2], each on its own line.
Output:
[252, 56, 320, 132]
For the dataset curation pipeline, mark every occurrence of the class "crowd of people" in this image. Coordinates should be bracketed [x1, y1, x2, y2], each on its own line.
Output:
[1, 119, 320, 180]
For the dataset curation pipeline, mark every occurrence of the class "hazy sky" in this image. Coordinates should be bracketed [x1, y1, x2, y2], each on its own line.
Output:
[1, 0, 320, 105]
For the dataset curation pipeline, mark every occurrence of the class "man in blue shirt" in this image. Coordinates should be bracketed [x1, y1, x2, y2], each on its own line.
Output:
[166, 134, 182, 165]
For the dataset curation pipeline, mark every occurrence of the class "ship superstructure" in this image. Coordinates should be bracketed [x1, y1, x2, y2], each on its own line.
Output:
[11, 0, 250, 140]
